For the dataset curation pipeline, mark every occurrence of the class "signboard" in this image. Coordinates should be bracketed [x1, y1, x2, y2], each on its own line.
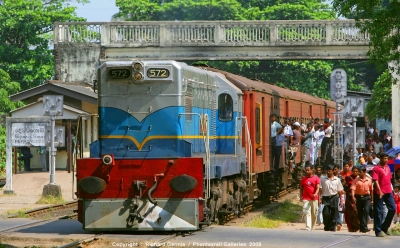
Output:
[343, 96, 365, 118]
[343, 127, 365, 149]
[43, 95, 64, 116]
[11, 123, 47, 146]
[45, 126, 65, 147]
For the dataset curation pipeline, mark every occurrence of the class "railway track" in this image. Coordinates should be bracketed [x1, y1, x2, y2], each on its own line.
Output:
[6, 200, 78, 219]
[58, 187, 298, 248]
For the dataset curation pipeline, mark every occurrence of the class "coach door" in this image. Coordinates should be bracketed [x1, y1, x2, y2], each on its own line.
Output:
[216, 93, 235, 154]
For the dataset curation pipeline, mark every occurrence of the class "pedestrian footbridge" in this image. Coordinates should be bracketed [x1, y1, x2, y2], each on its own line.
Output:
[54, 20, 369, 82]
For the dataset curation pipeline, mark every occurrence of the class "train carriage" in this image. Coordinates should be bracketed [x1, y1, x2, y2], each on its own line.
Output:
[76, 60, 336, 231]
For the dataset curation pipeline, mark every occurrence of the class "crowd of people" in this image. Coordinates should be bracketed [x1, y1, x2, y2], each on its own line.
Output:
[271, 114, 400, 237]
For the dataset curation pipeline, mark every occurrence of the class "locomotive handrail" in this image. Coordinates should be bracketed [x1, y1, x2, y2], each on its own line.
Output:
[242, 117, 252, 184]
[72, 113, 99, 200]
[178, 113, 211, 200]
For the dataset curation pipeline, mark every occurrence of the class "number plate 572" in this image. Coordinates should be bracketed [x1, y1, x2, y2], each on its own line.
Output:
[147, 68, 170, 78]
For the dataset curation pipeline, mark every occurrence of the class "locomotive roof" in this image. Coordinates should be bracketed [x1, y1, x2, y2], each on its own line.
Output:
[201, 67, 336, 107]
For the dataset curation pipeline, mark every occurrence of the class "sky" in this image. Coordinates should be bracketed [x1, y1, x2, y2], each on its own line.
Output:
[70, 0, 119, 22]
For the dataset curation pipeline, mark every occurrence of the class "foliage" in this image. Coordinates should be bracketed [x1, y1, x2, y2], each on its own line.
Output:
[365, 69, 393, 121]
[114, 0, 244, 21]
[332, 1, 400, 71]
[5, 208, 31, 218]
[241, 199, 302, 228]
[0, 0, 87, 90]
[0, 69, 24, 114]
[114, 0, 335, 21]
[333, 0, 400, 120]
[390, 222, 400, 236]
[36, 195, 65, 204]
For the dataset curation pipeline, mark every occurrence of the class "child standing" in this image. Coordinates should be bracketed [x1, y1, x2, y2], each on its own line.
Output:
[394, 184, 400, 224]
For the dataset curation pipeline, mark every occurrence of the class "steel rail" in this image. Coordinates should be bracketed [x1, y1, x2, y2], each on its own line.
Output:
[6, 200, 78, 218]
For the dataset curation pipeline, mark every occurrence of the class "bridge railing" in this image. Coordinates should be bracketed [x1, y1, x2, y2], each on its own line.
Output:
[54, 20, 369, 46]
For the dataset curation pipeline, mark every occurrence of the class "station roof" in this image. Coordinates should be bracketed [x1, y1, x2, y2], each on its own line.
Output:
[10, 80, 97, 105]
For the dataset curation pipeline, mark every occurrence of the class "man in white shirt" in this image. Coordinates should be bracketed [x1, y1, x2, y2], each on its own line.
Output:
[314, 124, 325, 165]
[283, 118, 293, 165]
[319, 165, 344, 231]
[374, 138, 383, 155]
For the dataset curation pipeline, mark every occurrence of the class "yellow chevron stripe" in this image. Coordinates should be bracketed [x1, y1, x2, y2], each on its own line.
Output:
[99, 135, 238, 150]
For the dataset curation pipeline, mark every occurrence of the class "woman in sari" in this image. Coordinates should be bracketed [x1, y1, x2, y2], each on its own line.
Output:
[344, 166, 360, 232]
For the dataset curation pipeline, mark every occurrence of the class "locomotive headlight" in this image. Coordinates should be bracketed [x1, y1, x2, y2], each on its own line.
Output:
[102, 154, 113, 165]
[133, 72, 143, 81]
[133, 63, 143, 71]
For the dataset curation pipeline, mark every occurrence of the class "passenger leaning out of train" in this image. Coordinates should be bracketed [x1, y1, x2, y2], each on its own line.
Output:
[289, 122, 301, 172]
[274, 127, 286, 176]
[270, 113, 282, 168]
[321, 119, 333, 166]
[301, 123, 314, 167]
[283, 118, 293, 166]
[314, 124, 325, 165]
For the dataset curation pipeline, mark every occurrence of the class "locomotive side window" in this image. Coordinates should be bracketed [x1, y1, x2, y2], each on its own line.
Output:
[218, 93, 233, 121]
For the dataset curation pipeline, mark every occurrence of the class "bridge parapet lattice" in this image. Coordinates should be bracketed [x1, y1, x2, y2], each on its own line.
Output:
[54, 20, 369, 47]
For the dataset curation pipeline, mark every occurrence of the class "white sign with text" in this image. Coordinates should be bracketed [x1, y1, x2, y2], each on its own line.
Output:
[11, 123, 47, 146]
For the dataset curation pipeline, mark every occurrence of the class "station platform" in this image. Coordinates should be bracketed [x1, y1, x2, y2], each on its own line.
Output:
[0, 171, 75, 216]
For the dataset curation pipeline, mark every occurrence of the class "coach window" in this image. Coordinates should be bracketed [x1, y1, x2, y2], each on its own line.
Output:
[218, 93, 233, 121]
[256, 107, 261, 144]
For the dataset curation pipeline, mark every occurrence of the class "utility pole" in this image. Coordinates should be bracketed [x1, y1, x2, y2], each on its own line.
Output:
[330, 69, 347, 170]
[42, 95, 64, 197]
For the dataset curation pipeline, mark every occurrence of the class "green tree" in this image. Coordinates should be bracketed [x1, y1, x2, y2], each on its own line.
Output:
[333, 0, 400, 120]
[0, 69, 24, 114]
[0, 0, 88, 90]
[114, 0, 243, 21]
[365, 69, 392, 121]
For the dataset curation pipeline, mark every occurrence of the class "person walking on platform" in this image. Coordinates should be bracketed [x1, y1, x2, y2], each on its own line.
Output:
[351, 165, 373, 233]
[344, 166, 360, 232]
[315, 166, 324, 226]
[372, 153, 396, 237]
[320, 165, 344, 232]
[300, 164, 320, 231]
[333, 164, 345, 231]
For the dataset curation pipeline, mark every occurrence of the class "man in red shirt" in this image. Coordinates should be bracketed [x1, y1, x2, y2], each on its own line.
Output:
[372, 153, 396, 237]
[300, 164, 320, 231]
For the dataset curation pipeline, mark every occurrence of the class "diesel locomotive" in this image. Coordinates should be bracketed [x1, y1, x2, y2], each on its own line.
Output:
[76, 60, 336, 231]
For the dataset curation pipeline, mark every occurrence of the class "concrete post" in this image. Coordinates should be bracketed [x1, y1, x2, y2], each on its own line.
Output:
[4, 118, 14, 194]
[390, 61, 400, 147]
